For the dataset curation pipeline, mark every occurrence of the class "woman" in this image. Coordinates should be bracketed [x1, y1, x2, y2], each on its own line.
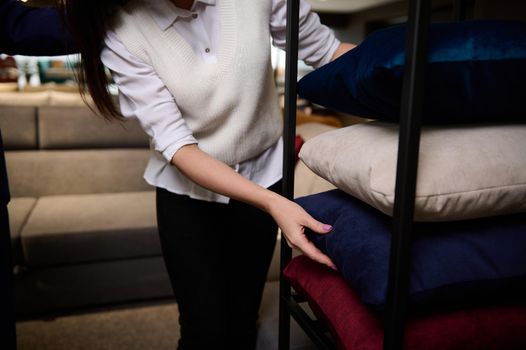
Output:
[60, 0, 354, 348]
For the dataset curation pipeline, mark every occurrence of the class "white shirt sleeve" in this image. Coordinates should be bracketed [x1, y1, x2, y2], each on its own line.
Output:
[270, 0, 341, 68]
[101, 31, 198, 163]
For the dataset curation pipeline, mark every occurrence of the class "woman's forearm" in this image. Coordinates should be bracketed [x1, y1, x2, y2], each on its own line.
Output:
[171, 144, 279, 211]
[171, 144, 336, 269]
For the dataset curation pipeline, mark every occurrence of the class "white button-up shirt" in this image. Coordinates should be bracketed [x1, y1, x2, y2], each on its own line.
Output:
[101, 0, 340, 203]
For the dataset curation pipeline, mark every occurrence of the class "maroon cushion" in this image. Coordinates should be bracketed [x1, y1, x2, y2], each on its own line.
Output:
[284, 255, 526, 350]
[295, 135, 304, 164]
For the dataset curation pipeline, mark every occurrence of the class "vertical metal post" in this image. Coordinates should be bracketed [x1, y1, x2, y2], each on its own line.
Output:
[453, 0, 467, 21]
[0, 130, 17, 350]
[383, 0, 430, 349]
[452, 0, 467, 21]
[279, 0, 300, 349]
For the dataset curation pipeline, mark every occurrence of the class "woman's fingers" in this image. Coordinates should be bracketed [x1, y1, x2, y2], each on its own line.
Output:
[306, 217, 333, 235]
[285, 231, 337, 270]
[270, 196, 337, 270]
[300, 217, 336, 268]
[297, 237, 337, 270]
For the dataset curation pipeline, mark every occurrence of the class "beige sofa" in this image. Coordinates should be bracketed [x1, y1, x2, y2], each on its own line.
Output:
[1, 93, 336, 347]
[2, 100, 170, 314]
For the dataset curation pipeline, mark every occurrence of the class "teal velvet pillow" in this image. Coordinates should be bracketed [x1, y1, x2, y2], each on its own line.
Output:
[298, 20, 526, 123]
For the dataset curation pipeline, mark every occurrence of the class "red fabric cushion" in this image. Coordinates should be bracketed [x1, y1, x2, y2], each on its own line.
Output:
[284, 255, 526, 350]
[295, 135, 304, 164]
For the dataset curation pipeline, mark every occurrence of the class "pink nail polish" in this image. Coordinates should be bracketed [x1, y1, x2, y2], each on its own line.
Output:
[330, 264, 337, 271]
[323, 224, 333, 232]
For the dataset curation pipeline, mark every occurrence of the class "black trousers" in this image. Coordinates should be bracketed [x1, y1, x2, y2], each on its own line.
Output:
[156, 181, 280, 350]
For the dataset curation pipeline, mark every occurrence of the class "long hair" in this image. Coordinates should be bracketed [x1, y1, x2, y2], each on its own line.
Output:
[58, 0, 127, 120]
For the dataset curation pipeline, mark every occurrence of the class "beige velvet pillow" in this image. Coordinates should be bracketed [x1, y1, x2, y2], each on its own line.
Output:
[299, 121, 526, 221]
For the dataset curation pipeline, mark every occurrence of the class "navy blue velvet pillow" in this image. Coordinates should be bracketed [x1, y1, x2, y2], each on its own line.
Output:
[297, 189, 526, 310]
[298, 20, 526, 123]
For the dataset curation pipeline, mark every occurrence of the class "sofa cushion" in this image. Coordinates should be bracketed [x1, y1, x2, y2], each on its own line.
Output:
[15, 256, 173, 314]
[21, 191, 159, 267]
[48, 90, 94, 107]
[6, 149, 152, 197]
[39, 106, 149, 149]
[7, 197, 37, 265]
[299, 122, 526, 221]
[0, 106, 37, 150]
[298, 20, 526, 124]
[0, 91, 50, 106]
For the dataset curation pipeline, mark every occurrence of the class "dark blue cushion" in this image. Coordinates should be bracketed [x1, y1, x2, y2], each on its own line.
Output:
[297, 189, 526, 310]
[298, 20, 526, 124]
[0, 0, 76, 56]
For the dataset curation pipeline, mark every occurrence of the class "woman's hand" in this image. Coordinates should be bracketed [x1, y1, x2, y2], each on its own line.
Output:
[266, 193, 337, 270]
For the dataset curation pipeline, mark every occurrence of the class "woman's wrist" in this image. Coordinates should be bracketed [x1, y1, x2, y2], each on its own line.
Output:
[257, 188, 283, 214]
[331, 42, 357, 61]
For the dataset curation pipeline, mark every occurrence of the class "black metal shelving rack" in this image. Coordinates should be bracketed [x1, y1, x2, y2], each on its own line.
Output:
[278, 0, 469, 349]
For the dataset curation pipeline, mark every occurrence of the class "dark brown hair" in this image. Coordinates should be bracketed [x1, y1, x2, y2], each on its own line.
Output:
[58, 0, 127, 120]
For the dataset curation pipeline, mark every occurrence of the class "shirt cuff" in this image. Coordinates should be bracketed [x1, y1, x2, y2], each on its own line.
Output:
[160, 135, 198, 163]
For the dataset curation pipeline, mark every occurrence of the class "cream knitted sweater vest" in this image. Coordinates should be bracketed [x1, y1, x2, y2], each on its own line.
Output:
[113, 0, 283, 165]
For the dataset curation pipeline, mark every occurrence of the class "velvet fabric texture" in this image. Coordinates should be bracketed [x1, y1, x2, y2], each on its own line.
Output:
[284, 255, 526, 350]
[297, 20, 526, 123]
[296, 190, 526, 310]
[0, 0, 76, 56]
[298, 122, 526, 221]
[294, 135, 304, 164]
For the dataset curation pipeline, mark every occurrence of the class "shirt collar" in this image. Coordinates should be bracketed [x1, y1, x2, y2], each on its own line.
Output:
[146, 0, 217, 31]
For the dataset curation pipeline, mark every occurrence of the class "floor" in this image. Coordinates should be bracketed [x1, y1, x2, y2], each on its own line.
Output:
[16, 282, 319, 350]
[17, 301, 181, 350]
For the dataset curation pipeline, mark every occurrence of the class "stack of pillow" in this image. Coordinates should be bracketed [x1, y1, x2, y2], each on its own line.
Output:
[284, 20, 526, 349]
